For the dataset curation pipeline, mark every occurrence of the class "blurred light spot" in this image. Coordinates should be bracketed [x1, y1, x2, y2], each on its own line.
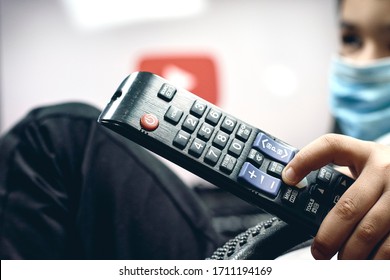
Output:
[263, 64, 298, 97]
[61, 0, 208, 30]
[163, 65, 197, 91]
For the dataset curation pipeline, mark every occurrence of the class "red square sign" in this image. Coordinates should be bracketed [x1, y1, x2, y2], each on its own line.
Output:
[135, 55, 219, 105]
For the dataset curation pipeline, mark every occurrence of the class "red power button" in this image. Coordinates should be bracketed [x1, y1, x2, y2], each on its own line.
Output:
[140, 113, 159, 131]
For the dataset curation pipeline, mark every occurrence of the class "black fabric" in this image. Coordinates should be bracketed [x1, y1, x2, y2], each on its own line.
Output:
[0, 102, 221, 259]
[208, 217, 312, 260]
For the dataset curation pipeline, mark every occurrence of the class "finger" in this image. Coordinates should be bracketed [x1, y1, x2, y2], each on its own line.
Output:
[311, 168, 383, 259]
[372, 231, 390, 259]
[282, 134, 371, 186]
[338, 191, 390, 259]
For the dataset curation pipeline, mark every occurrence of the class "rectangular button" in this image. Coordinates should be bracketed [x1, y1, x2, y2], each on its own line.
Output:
[330, 175, 353, 207]
[221, 116, 237, 134]
[164, 106, 183, 125]
[158, 83, 176, 101]
[220, 154, 237, 174]
[236, 124, 252, 142]
[282, 186, 300, 205]
[252, 133, 295, 164]
[317, 167, 333, 185]
[182, 115, 199, 133]
[205, 108, 222, 126]
[189, 138, 206, 158]
[267, 161, 285, 178]
[190, 100, 207, 118]
[238, 162, 281, 197]
[173, 130, 190, 149]
[304, 198, 322, 219]
[204, 146, 222, 166]
[246, 149, 264, 168]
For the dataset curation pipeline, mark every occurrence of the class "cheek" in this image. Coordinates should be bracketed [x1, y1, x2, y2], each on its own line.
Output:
[338, 47, 360, 61]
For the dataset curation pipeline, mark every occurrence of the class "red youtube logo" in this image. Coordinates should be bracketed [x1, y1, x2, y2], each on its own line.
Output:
[135, 55, 219, 105]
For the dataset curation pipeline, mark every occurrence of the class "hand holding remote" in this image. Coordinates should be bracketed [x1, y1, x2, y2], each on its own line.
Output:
[283, 134, 390, 259]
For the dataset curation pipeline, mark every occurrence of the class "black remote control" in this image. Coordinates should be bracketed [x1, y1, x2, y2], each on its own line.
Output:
[98, 71, 354, 236]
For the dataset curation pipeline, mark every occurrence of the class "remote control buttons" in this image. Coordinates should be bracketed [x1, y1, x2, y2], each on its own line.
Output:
[205, 108, 222, 126]
[164, 106, 183, 125]
[221, 116, 237, 134]
[282, 187, 300, 205]
[236, 124, 252, 142]
[220, 155, 237, 174]
[252, 133, 295, 165]
[330, 176, 353, 207]
[303, 198, 322, 219]
[173, 130, 190, 149]
[190, 100, 207, 117]
[267, 161, 285, 178]
[197, 123, 214, 141]
[213, 131, 229, 149]
[238, 162, 281, 197]
[246, 149, 264, 168]
[182, 115, 199, 133]
[158, 83, 177, 101]
[204, 146, 222, 166]
[317, 167, 333, 185]
[140, 113, 159, 131]
[228, 139, 244, 157]
[189, 138, 206, 157]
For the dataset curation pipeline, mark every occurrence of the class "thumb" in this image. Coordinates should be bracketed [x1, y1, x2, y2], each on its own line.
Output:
[282, 134, 369, 185]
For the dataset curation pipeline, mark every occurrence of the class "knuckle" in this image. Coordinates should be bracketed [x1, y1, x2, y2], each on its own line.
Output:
[378, 161, 390, 176]
[356, 222, 377, 243]
[370, 144, 390, 173]
[321, 133, 342, 150]
[334, 197, 358, 221]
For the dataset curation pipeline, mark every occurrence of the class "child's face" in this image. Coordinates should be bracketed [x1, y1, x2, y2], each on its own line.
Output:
[339, 0, 390, 63]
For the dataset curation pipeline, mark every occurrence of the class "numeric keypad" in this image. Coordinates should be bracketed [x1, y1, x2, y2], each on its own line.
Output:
[166, 99, 252, 174]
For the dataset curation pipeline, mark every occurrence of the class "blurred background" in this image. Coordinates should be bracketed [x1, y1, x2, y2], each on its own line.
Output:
[0, 0, 339, 240]
[0, 0, 339, 181]
[1, 0, 339, 181]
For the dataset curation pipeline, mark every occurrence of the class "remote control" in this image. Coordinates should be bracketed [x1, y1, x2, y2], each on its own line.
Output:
[98, 71, 354, 236]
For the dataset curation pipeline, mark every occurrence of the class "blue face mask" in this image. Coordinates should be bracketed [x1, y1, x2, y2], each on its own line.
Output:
[329, 56, 390, 141]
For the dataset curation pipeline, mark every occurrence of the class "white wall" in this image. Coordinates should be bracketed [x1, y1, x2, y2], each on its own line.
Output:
[0, 0, 338, 185]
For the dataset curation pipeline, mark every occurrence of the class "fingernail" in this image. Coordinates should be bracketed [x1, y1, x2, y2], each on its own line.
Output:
[283, 166, 297, 184]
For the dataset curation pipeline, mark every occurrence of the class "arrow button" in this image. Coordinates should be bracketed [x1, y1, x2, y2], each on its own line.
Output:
[252, 133, 296, 164]
[309, 184, 328, 201]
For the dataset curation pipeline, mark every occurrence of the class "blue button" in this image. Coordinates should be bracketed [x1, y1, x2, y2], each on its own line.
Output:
[252, 133, 295, 164]
[238, 162, 281, 197]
